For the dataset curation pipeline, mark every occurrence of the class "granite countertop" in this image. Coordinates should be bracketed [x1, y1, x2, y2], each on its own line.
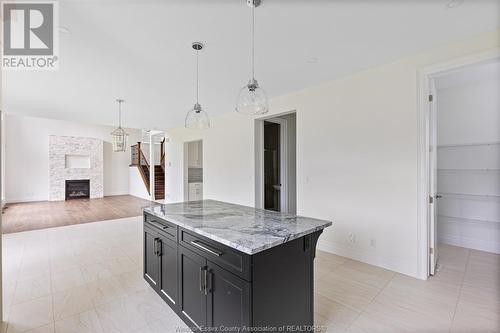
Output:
[143, 200, 332, 255]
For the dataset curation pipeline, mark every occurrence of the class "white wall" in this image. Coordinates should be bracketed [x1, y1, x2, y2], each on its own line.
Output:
[129, 167, 151, 200]
[436, 69, 500, 254]
[163, 31, 499, 278]
[4, 114, 142, 202]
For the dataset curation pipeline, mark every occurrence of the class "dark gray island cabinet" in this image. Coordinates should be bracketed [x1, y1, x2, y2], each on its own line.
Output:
[143, 200, 332, 333]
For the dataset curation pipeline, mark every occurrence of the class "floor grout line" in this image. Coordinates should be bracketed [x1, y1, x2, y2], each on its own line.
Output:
[447, 248, 471, 333]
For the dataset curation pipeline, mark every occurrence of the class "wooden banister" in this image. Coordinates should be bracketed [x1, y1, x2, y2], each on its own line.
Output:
[160, 138, 166, 171]
[130, 141, 151, 195]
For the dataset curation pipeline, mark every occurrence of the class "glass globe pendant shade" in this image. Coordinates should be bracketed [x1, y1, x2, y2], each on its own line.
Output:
[185, 103, 210, 129]
[236, 79, 268, 115]
[110, 127, 128, 152]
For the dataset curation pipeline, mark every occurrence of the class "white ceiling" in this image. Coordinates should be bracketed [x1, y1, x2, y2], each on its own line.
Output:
[3, 0, 500, 130]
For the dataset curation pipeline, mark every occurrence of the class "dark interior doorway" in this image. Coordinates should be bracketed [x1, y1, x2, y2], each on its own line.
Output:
[264, 121, 281, 211]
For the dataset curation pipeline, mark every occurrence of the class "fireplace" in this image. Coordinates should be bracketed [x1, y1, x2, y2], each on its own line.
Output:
[65, 180, 90, 200]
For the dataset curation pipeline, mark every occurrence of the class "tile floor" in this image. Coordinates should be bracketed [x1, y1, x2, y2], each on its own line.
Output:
[1, 216, 499, 333]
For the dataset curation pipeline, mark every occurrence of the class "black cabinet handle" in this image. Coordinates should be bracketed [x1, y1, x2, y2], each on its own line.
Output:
[190, 240, 223, 257]
[199, 266, 204, 292]
[203, 268, 208, 295]
[153, 238, 159, 256]
[157, 239, 163, 257]
[149, 221, 169, 230]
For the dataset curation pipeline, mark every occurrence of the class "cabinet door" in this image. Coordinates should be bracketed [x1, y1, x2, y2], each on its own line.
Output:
[144, 227, 160, 289]
[207, 262, 251, 330]
[158, 234, 178, 310]
[178, 246, 207, 330]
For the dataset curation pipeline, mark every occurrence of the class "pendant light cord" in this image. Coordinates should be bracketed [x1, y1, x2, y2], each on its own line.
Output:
[251, 5, 255, 80]
[196, 49, 199, 104]
[118, 100, 122, 128]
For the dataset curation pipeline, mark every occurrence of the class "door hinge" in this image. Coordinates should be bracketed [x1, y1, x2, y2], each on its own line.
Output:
[429, 247, 434, 255]
[429, 196, 434, 204]
[429, 94, 433, 102]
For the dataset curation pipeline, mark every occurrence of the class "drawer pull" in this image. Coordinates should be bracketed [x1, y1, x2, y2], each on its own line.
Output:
[149, 221, 169, 230]
[190, 240, 223, 257]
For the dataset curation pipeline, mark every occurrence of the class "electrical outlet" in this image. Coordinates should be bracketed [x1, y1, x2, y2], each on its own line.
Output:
[349, 233, 356, 243]
[370, 238, 376, 247]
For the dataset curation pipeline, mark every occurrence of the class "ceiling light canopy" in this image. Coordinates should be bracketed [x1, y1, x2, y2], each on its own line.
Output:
[446, 0, 464, 8]
[111, 99, 129, 152]
[235, 0, 269, 116]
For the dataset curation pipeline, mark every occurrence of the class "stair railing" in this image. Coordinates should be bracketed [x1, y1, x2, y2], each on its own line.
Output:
[133, 142, 151, 195]
[160, 138, 166, 171]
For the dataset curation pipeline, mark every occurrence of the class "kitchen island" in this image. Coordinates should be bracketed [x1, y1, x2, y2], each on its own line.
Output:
[143, 200, 332, 332]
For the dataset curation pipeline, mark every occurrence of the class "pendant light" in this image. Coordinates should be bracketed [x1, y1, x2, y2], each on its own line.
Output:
[110, 99, 128, 152]
[235, 0, 268, 115]
[185, 42, 210, 129]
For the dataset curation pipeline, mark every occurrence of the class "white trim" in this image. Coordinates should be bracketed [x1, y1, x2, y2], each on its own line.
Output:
[255, 120, 265, 209]
[416, 48, 500, 280]
[182, 311, 201, 330]
[255, 116, 289, 213]
[439, 235, 500, 255]
[145, 274, 157, 285]
[265, 118, 288, 213]
[161, 289, 176, 304]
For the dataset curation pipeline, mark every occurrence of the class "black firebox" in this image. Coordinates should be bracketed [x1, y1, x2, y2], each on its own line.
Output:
[65, 179, 90, 200]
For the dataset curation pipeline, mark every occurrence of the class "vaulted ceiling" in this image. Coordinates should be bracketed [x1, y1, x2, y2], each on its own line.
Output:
[3, 0, 499, 129]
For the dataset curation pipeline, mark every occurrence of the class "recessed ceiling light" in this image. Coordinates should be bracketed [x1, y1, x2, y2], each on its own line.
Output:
[446, 0, 464, 9]
[58, 26, 71, 34]
[306, 57, 319, 64]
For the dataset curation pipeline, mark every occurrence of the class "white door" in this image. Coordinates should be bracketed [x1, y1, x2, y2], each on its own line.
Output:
[429, 80, 438, 275]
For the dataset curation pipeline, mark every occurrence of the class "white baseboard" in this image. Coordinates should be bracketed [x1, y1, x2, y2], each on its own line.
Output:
[5, 196, 48, 204]
[317, 240, 420, 279]
[128, 193, 152, 201]
[104, 191, 130, 197]
[439, 235, 500, 254]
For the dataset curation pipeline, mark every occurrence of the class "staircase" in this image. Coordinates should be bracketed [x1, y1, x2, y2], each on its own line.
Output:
[154, 165, 165, 199]
[131, 140, 165, 200]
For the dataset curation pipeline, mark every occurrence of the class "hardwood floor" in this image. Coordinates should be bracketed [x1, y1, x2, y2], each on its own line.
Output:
[1, 195, 151, 234]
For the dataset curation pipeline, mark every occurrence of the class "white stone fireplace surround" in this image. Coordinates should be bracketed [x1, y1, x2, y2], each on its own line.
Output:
[49, 135, 104, 201]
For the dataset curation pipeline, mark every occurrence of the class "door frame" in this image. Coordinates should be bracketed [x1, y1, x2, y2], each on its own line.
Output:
[416, 48, 500, 280]
[255, 113, 292, 213]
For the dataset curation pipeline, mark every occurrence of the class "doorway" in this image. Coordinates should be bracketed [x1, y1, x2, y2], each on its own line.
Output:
[418, 51, 500, 279]
[255, 112, 296, 214]
[264, 121, 281, 211]
[183, 140, 203, 202]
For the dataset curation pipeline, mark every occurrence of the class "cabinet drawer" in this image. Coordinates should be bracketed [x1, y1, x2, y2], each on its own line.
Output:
[179, 229, 251, 281]
[144, 213, 178, 241]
